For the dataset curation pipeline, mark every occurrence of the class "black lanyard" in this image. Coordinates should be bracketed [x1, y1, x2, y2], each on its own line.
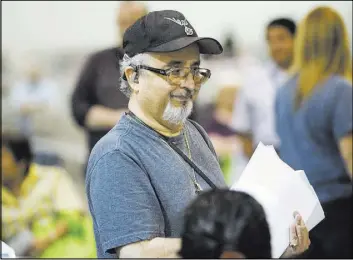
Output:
[127, 111, 218, 190]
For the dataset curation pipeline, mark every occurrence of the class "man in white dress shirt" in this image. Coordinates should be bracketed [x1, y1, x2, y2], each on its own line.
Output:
[231, 18, 296, 156]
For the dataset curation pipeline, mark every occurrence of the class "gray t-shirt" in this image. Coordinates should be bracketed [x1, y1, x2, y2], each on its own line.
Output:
[86, 113, 227, 258]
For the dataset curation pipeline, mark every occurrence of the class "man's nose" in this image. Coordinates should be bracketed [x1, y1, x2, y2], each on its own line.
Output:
[180, 72, 196, 90]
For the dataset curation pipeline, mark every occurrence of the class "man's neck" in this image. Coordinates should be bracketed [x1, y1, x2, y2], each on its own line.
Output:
[128, 102, 183, 137]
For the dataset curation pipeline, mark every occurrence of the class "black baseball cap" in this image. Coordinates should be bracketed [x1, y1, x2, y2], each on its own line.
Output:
[123, 10, 223, 57]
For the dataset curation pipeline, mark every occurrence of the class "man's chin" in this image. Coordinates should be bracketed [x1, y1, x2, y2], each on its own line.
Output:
[162, 99, 193, 125]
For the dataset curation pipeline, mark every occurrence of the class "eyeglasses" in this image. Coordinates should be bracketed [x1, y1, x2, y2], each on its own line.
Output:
[135, 65, 211, 86]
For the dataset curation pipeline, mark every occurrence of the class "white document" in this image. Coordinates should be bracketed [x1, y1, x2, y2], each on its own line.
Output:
[1, 241, 16, 258]
[295, 170, 325, 231]
[231, 142, 325, 258]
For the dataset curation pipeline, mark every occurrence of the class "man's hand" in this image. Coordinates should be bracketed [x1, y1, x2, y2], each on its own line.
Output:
[281, 211, 311, 258]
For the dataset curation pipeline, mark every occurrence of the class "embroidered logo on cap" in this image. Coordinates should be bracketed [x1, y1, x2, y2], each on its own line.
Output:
[164, 17, 194, 36]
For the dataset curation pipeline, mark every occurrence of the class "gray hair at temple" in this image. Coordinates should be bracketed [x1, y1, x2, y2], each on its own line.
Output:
[119, 53, 150, 98]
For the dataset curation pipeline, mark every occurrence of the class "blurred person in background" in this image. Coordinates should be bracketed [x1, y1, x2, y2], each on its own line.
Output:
[275, 6, 352, 258]
[71, 1, 148, 153]
[199, 33, 260, 185]
[7, 65, 58, 147]
[1, 134, 96, 258]
[196, 33, 240, 128]
[179, 189, 310, 259]
[231, 18, 296, 158]
[266, 18, 296, 87]
[197, 34, 251, 183]
[205, 86, 249, 185]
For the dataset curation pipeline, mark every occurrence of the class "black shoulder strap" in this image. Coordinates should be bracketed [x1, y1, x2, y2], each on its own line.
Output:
[127, 111, 218, 190]
[188, 119, 218, 158]
[167, 140, 218, 190]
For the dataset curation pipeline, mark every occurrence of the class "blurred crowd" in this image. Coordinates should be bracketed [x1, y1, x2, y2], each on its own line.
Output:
[1, 1, 352, 258]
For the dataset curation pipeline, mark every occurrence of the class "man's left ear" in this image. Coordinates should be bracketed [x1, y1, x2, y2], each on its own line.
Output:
[124, 66, 140, 94]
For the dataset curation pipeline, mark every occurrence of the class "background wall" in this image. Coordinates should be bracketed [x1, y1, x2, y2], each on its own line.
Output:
[2, 1, 352, 59]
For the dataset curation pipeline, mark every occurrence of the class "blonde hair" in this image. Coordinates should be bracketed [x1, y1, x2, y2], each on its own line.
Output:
[291, 6, 352, 109]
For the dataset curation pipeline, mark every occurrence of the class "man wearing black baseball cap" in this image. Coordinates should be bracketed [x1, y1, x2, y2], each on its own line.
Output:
[86, 10, 309, 258]
[86, 9, 226, 258]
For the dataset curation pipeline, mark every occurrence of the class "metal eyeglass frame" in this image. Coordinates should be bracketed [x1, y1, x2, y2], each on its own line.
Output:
[131, 65, 212, 85]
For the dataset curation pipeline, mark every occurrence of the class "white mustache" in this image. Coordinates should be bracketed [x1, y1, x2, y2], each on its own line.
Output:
[170, 90, 194, 99]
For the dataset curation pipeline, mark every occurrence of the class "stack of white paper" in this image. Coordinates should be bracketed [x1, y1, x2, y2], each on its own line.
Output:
[231, 142, 325, 258]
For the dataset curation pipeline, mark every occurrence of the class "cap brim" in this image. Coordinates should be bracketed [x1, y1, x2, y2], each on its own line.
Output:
[146, 37, 223, 55]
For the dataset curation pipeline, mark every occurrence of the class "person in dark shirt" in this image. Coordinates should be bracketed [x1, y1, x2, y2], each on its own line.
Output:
[71, 1, 148, 152]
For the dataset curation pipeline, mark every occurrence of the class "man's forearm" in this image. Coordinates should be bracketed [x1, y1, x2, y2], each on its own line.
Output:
[118, 237, 181, 258]
[85, 106, 126, 130]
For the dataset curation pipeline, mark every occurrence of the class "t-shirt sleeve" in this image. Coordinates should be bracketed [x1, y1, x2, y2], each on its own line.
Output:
[332, 80, 353, 141]
[88, 150, 165, 255]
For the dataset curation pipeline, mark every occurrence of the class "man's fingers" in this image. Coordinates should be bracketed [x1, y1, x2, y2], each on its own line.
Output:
[293, 211, 300, 219]
[295, 213, 303, 225]
[296, 223, 310, 252]
[296, 225, 305, 241]
[294, 213, 307, 240]
[290, 222, 298, 247]
[291, 211, 311, 253]
[306, 236, 310, 250]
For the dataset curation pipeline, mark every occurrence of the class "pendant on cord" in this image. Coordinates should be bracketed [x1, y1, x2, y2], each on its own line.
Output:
[194, 182, 203, 194]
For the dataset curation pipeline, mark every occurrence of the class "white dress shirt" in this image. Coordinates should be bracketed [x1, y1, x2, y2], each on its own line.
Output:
[231, 60, 289, 149]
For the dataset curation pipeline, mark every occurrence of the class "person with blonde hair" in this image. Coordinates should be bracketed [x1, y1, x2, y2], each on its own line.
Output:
[275, 6, 352, 258]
